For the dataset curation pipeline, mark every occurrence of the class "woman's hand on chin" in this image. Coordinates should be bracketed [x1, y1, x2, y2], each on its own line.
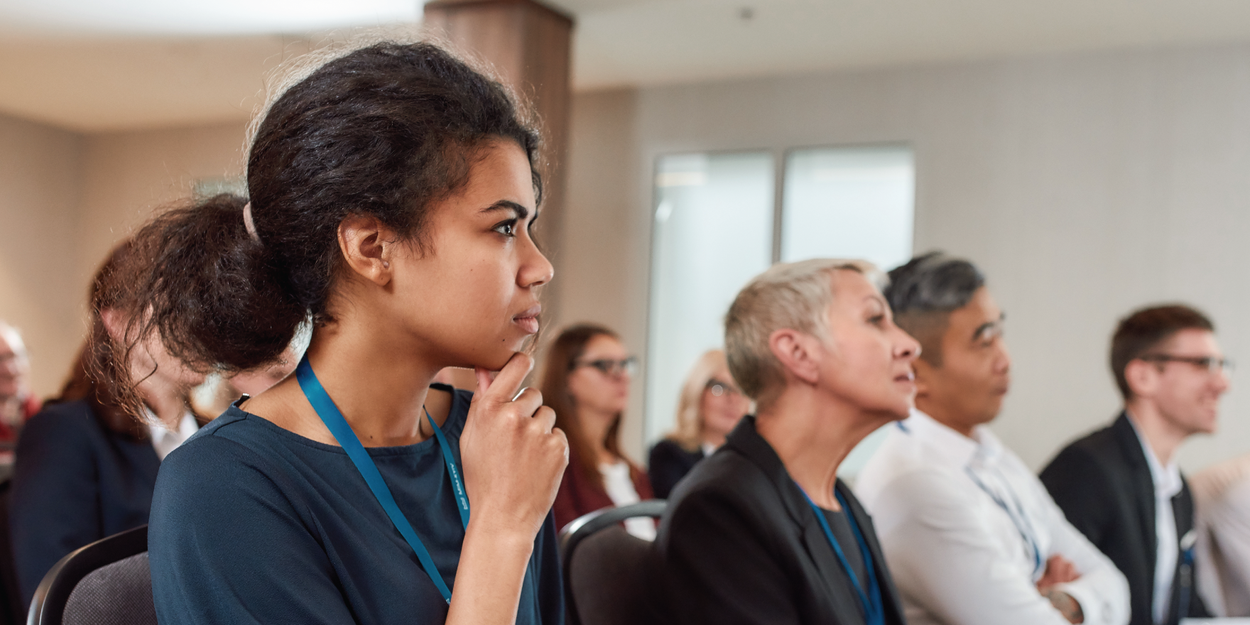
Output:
[460, 352, 568, 542]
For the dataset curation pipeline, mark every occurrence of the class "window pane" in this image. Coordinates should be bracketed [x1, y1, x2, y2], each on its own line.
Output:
[780, 144, 916, 480]
[646, 152, 774, 445]
[781, 145, 914, 269]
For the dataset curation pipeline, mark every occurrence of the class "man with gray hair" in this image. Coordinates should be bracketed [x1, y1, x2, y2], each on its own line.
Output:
[854, 252, 1130, 625]
[652, 258, 919, 625]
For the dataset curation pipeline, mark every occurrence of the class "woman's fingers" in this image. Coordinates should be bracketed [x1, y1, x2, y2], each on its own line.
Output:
[510, 387, 545, 421]
[459, 352, 567, 539]
[532, 405, 557, 434]
[473, 352, 533, 404]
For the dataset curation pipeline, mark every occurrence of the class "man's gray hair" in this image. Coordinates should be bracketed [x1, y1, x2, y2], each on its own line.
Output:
[724, 258, 883, 407]
[883, 251, 985, 366]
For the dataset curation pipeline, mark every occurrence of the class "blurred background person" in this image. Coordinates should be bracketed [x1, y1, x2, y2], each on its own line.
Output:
[856, 252, 1129, 625]
[648, 349, 750, 499]
[9, 240, 207, 609]
[1190, 453, 1250, 617]
[1042, 305, 1224, 625]
[542, 323, 654, 538]
[0, 321, 38, 452]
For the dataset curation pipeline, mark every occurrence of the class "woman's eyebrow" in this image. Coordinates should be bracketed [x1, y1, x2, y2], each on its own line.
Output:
[481, 200, 529, 219]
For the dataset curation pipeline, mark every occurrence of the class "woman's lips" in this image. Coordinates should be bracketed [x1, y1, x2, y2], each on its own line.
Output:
[513, 306, 541, 335]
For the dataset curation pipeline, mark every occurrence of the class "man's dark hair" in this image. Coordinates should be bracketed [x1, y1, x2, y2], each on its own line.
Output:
[1110, 304, 1215, 400]
[884, 251, 985, 366]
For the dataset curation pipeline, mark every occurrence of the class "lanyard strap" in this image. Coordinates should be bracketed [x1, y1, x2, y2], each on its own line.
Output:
[965, 466, 1044, 579]
[428, 408, 471, 528]
[295, 356, 469, 604]
[800, 487, 886, 625]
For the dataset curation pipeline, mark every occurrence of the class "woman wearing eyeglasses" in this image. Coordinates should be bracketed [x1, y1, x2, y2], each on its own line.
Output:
[648, 349, 751, 499]
[541, 324, 655, 537]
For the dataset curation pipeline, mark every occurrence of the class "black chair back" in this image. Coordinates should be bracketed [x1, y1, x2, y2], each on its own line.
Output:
[559, 500, 666, 625]
[0, 477, 22, 625]
[26, 525, 153, 625]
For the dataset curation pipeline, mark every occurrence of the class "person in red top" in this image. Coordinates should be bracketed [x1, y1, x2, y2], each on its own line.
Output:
[0, 321, 38, 448]
[542, 324, 654, 537]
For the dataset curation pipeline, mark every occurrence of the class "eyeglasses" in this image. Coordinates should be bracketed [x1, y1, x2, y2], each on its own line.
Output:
[705, 378, 742, 398]
[573, 356, 638, 377]
[1139, 354, 1235, 375]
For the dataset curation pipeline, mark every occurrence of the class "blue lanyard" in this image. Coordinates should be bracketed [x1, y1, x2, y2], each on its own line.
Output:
[295, 356, 470, 604]
[965, 466, 1044, 579]
[800, 487, 885, 625]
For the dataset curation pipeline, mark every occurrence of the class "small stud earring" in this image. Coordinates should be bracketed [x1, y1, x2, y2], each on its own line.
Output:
[382, 261, 390, 269]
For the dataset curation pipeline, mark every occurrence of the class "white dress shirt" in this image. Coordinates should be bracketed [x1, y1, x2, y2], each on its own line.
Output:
[1190, 454, 1250, 617]
[146, 410, 199, 460]
[600, 460, 657, 541]
[1126, 415, 1183, 625]
[855, 410, 1130, 625]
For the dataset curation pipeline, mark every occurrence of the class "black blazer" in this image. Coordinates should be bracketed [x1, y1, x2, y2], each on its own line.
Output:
[650, 416, 906, 625]
[9, 400, 162, 608]
[1040, 412, 1209, 625]
[648, 439, 707, 500]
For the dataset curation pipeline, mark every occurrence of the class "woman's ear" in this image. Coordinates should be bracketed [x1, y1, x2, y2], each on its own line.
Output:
[99, 307, 126, 342]
[337, 215, 395, 286]
[768, 328, 821, 386]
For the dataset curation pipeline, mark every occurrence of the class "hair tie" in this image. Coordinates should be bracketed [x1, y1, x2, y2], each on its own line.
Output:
[242, 202, 261, 243]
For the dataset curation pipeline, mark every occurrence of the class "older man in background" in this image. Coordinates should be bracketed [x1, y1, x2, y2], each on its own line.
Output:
[0, 322, 38, 448]
[855, 252, 1129, 625]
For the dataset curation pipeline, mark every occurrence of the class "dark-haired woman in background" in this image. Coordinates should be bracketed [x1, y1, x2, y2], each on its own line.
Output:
[542, 324, 654, 538]
[648, 349, 750, 499]
[114, 42, 566, 625]
[9, 241, 208, 609]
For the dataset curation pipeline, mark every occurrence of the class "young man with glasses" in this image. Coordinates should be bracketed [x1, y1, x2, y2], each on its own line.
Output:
[1041, 305, 1228, 625]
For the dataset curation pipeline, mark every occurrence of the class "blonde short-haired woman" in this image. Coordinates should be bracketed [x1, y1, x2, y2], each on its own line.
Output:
[648, 349, 750, 499]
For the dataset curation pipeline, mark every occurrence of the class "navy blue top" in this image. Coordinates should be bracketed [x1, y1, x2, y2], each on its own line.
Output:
[149, 385, 563, 625]
[10, 400, 160, 608]
[820, 507, 867, 587]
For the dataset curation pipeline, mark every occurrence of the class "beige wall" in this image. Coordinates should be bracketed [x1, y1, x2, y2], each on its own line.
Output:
[76, 122, 247, 296]
[0, 115, 246, 399]
[0, 114, 84, 398]
[564, 43, 1250, 473]
[557, 89, 650, 460]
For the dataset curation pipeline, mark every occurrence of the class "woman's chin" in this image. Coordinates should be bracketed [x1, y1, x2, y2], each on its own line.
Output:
[464, 340, 532, 372]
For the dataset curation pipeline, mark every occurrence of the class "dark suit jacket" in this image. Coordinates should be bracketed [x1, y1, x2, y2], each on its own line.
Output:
[1040, 412, 1209, 625]
[648, 439, 706, 500]
[9, 400, 161, 608]
[552, 447, 654, 531]
[650, 416, 906, 625]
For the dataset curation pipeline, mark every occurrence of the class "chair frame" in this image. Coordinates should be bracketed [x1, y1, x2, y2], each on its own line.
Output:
[558, 500, 666, 625]
[26, 525, 148, 625]
[0, 477, 23, 625]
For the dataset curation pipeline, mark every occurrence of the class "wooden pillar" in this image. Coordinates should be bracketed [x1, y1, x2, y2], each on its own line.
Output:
[424, 0, 574, 319]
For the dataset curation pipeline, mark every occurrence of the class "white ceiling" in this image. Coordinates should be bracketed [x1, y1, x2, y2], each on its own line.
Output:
[0, 0, 421, 36]
[5, 0, 1250, 131]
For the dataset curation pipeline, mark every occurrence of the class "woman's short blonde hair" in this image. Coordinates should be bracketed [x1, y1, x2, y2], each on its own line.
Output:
[724, 258, 883, 408]
[666, 349, 734, 452]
